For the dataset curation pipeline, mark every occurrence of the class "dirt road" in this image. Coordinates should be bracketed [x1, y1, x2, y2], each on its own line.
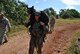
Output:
[0, 23, 80, 54]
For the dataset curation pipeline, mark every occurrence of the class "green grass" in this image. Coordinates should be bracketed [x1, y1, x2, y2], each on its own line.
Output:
[66, 32, 80, 54]
[7, 25, 26, 36]
[55, 18, 80, 27]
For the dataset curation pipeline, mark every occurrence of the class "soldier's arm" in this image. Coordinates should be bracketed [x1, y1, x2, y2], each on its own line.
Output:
[24, 19, 31, 28]
[6, 19, 11, 32]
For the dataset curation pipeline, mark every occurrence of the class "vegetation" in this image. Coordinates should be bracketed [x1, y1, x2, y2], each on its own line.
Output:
[0, 0, 28, 35]
[7, 25, 26, 36]
[43, 8, 80, 19]
[0, 0, 28, 25]
[44, 7, 57, 17]
[55, 18, 80, 27]
[59, 9, 80, 19]
[66, 32, 80, 54]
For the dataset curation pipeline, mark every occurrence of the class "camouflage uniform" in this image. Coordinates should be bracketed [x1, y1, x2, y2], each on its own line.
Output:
[29, 21, 45, 54]
[0, 17, 11, 44]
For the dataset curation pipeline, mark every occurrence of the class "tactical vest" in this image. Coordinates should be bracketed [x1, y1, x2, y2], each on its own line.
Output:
[31, 21, 43, 37]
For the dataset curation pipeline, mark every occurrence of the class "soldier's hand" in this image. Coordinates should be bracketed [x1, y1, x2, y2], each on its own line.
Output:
[40, 22, 45, 26]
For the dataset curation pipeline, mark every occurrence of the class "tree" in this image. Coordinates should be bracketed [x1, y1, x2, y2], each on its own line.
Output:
[0, 0, 28, 24]
[44, 7, 57, 17]
[59, 9, 80, 18]
[49, 8, 56, 16]
[67, 9, 80, 18]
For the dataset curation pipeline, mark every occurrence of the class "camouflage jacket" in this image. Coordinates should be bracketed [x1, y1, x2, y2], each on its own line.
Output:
[0, 17, 11, 37]
[31, 21, 43, 37]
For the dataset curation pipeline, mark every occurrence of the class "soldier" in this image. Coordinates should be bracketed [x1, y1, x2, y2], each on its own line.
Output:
[0, 12, 11, 45]
[25, 11, 48, 54]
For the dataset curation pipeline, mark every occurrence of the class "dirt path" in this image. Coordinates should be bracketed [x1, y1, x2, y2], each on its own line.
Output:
[0, 23, 80, 54]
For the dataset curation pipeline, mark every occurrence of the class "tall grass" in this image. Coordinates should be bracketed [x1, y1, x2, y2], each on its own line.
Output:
[7, 25, 26, 36]
[66, 32, 80, 54]
[55, 18, 80, 27]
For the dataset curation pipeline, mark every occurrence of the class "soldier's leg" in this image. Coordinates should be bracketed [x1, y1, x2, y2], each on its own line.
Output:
[3, 34, 8, 43]
[28, 37, 35, 54]
[0, 36, 4, 45]
[0, 34, 7, 45]
[37, 45, 42, 54]
[37, 38, 43, 54]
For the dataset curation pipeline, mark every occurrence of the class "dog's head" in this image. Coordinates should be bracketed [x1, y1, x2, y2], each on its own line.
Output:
[27, 6, 36, 14]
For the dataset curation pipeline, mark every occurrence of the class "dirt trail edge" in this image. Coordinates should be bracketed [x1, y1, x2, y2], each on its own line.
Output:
[0, 24, 80, 54]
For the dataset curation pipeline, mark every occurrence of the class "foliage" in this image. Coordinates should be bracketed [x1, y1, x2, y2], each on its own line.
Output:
[7, 25, 26, 36]
[55, 18, 80, 27]
[43, 8, 80, 19]
[59, 9, 80, 19]
[0, 0, 28, 25]
[44, 7, 57, 17]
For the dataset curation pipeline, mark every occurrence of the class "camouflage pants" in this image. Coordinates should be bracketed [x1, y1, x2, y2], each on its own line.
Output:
[28, 35, 44, 54]
[0, 34, 8, 45]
